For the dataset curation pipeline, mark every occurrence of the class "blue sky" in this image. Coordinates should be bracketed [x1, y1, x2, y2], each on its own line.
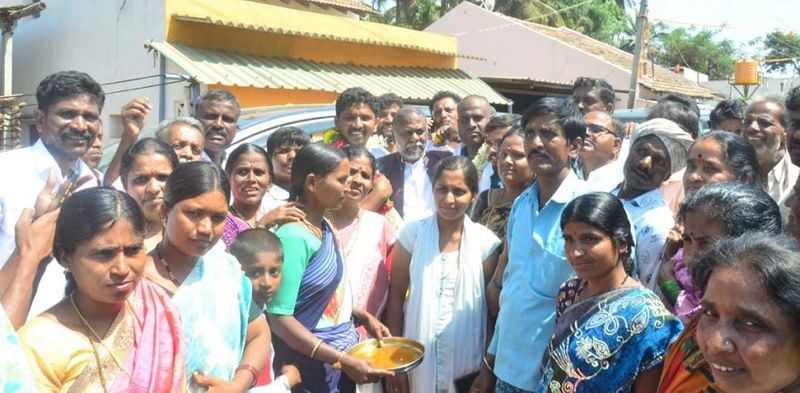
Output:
[646, 0, 796, 57]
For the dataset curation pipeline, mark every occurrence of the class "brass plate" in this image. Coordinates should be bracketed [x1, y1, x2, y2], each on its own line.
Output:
[348, 337, 425, 373]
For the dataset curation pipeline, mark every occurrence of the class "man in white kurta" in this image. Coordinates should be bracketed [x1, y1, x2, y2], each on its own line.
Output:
[0, 71, 103, 318]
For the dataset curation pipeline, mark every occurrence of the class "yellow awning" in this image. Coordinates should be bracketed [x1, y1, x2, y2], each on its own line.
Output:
[148, 42, 509, 104]
[168, 0, 457, 57]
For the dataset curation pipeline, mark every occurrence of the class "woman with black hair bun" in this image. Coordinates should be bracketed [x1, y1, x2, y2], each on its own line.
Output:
[120, 137, 179, 251]
[144, 161, 271, 392]
[18, 187, 186, 392]
[267, 143, 392, 392]
[538, 192, 683, 392]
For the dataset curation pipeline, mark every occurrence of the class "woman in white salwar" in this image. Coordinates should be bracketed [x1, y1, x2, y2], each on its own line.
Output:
[385, 156, 501, 393]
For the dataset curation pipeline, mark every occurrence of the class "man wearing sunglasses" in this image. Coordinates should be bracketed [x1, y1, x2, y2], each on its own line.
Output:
[577, 110, 625, 192]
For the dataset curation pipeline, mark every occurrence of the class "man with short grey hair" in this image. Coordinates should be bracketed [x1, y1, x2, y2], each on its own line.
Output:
[376, 107, 451, 221]
[155, 116, 205, 163]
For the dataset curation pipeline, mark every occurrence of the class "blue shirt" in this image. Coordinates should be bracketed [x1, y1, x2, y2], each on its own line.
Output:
[488, 171, 584, 390]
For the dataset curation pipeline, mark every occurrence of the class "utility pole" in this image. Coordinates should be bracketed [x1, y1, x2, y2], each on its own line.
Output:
[0, 1, 45, 95]
[626, 0, 647, 109]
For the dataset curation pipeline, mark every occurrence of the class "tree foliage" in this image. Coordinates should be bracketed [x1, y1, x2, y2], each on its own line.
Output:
[494, 0, 628, 46]
[382, 0, 441, 30]
[649, 27, 736, 80]
[757, 31, 800, 75]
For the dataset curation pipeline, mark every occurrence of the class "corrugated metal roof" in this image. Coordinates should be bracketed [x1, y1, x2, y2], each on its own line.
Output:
[170, 0, 456, 57]
[148, 42, 509, 104]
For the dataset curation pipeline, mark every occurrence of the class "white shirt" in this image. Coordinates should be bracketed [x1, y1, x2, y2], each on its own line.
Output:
[767, 154, 800, 205]
[478, 164, 502, 194]
[612, 186, 673, 291]
[257, 184, 290, 219]
[0, 140, 96, 316]
[402, 158, 435, 223]
[426, 140, 460, 155]
[581, 158, 624, 193]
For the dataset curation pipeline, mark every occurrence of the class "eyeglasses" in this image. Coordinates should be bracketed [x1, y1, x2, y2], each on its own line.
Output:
[586, 123, 615, 136]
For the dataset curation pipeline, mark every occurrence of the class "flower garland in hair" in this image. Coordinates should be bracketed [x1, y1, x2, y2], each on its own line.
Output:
[322, 128, 346, 149]
[472, 142, 490, 173]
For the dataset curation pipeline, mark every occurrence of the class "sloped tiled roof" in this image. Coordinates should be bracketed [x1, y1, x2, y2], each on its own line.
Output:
[515, 20, 719, 99]
[300, 0, 379, 15]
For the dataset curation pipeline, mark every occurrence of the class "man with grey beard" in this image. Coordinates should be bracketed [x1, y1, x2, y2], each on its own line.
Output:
[376, 106, 451, 221]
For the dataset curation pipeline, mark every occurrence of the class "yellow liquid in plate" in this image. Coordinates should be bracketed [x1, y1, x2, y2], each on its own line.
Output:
[352, 344, 421, 370]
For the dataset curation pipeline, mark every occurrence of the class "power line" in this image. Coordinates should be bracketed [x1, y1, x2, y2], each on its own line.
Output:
[525, 0, 594, 22]
[15, 78, 189, 107]
[100, 74, 163, 86]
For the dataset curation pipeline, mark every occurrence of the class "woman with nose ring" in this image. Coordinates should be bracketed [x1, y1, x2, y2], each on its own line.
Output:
[657, 183, 782, 393]
[144, 161, 271, 392]
[682, 233, 800, 393]
[18, 187, 185, 392]
[120, 138, 180, 252]
[537, 192, 682, 392]
[326, 146, 396, 336]
[223, 143, 307, 249]
[327, 145, 396, 393]
[385, 156, 502, 392]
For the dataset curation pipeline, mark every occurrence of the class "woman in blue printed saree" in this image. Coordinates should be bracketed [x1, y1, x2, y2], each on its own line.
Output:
[267, 144, 393, 393]
[538, 193, 683, 393]
[144, 162, 271, 392]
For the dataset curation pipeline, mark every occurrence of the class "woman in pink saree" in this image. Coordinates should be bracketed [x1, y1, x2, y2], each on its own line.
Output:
[17, 187, 185, 392]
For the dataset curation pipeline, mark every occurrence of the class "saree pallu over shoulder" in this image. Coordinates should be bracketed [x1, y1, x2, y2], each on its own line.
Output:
[172, 242, 252, 392]
[68, 279, 185, 393]
[272, 220, 359, 393]
[539, 284, 683, 393]
[0, 306, 35, 392]
[657, 317, 719, 393]
[293, 220, 346, 328]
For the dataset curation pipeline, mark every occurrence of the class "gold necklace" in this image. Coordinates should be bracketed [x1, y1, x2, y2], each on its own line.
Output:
[329, 209, 362, 258]
[155, 245, 180, 286]
[69, 294, 131, 390]
[301, 217, 323, 239]
[576, 275, 629, 303]
[230, 205, 255, 229]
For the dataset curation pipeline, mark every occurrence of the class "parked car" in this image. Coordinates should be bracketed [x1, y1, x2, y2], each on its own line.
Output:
[613, 108, 711, 134]
[101, 103, 438, 171]
[99, 104, 337, 171]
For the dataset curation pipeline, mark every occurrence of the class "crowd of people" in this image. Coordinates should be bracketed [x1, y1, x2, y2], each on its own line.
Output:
[1, 69, 800, 393]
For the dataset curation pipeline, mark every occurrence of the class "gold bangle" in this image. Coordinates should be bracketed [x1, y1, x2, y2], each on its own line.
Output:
[332, 352, 346, 370]
[310, 339, 323, 359]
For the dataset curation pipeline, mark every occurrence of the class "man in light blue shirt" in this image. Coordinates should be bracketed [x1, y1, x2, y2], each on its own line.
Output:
[475, 98, 586, 392]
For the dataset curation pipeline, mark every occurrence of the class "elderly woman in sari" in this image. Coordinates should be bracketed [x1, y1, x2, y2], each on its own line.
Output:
[119, 138, 180, 252]
[267, 143, 393, 393]
[222, 143, 306, 248]
[326, 145, 396, 337]
[677, 233, 800, 392]
[658, 131, 762, 321]
[17, 187, 185, 392]
[657, 183, 782, 393]
[385, 156, 502, 392]
[538, 192, 682, 392]
[144, 161, 270, 392]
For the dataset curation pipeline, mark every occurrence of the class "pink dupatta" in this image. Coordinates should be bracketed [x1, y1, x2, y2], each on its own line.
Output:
[111, 279, 185, 393]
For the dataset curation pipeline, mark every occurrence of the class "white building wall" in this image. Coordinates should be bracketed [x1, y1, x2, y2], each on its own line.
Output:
[13, 0, 169, 141]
